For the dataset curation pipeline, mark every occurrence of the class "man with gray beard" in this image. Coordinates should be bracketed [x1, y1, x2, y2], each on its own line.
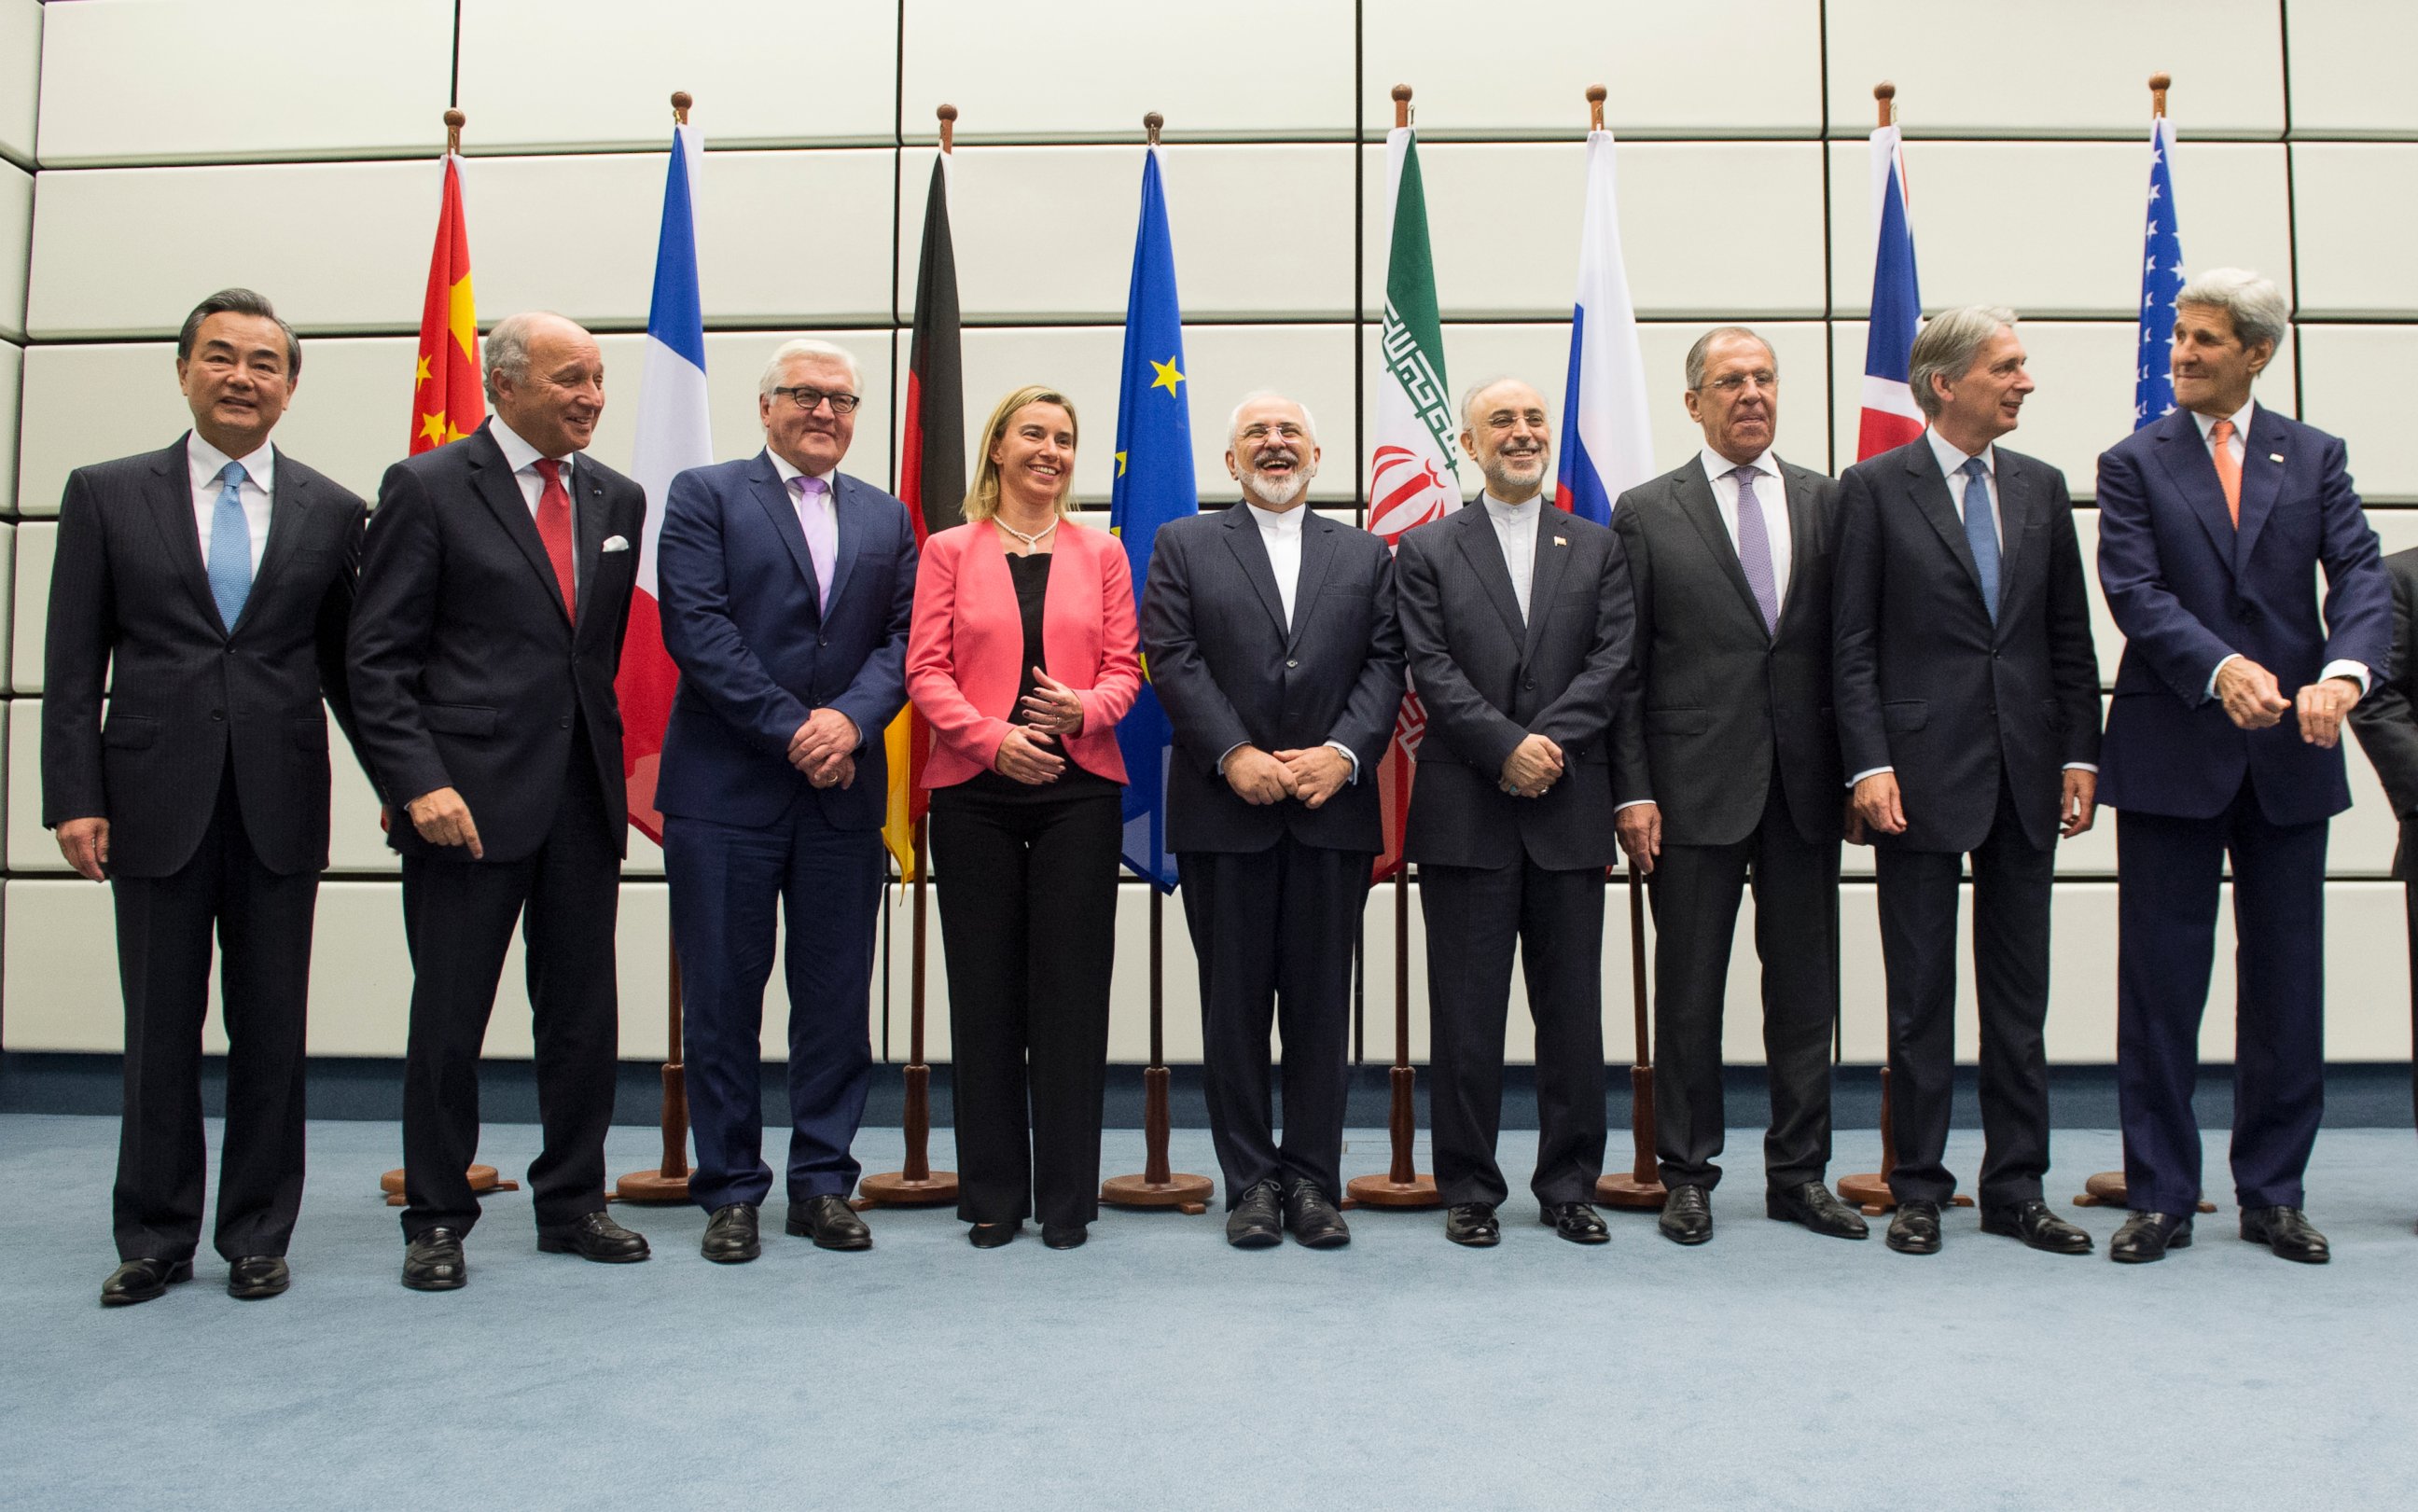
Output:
[1141, 393, 1406, 1249]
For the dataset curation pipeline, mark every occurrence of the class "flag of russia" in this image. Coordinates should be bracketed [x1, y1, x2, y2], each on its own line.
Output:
[1553, 126, 1655, 524]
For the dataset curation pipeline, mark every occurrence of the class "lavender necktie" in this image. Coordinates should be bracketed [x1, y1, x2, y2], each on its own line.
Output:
[793, 475, 837, 612]
[1731, 465, 1780, 633]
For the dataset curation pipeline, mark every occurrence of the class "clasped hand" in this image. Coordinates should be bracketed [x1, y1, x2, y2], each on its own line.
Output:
[1498, 734, 1563, 799]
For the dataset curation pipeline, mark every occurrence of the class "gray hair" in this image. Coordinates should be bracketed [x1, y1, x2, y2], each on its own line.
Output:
[1226, 391, 1320, 451]
[1458, 375, 1544, 431]
[757, 338, 863, 397]
[2176, 267, 2288, 354]
[177, 287, 300, 379]
[481, 311, 579, 406]
[1909, 305, 2018, 419]
[1684, 326, 1775, 392]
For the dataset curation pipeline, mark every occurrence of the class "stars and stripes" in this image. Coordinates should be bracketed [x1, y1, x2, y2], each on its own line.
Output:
[2134, 113, 2186, 429]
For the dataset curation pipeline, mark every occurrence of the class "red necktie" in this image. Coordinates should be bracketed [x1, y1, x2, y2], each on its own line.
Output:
[533, 458, 577, 623]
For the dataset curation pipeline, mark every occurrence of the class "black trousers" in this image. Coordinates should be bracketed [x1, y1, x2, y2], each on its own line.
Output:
[399, 740, 621, 1239]
[1649, 775, 1839, 1193]
[110, 766, 318, 1262]
[1874, 772, 2055, 1209]
[2407, 874, 2418, 1141]
[1421, 857, 1607, 1209]
[1178, 837, 1368, 1207]
[930, 784, 1120, 1228]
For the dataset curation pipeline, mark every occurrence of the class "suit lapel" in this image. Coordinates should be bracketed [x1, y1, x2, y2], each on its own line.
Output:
[747, 451, 823, 614]
[1521, 508, 1574, 663]
[1775, 465, 1821, 634]
[824, 473, 865, 615]
[1454, 503, 1528, 645]
[2148, 409, 2239, 572]
[235, 449, 316, 634]
[1286, 514, 1340, 653]
[2232, 404, 2290, 573]
[1991, 454, 2036, 636]
[468, 424, 573, 622]
[1220, 506, 1290, 640]
[571, 455, 608, 637]
[146, 438, 229, 635]
[1673, 464, 1766, 633]
[1904, 444, 1987, 607]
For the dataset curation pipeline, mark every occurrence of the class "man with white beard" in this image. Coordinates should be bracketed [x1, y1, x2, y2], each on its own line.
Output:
[1140, 393, 1406, 1249]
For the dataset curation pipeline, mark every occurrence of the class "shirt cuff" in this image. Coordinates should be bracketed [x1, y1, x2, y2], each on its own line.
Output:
[2063, 762, 2098, 773]
[2322, 659, 2371, 695]
[1614, 798, 1656, 813]
[1848, 766, 1893, 787]
[2205, 652, 2241, 700]
[1324, 740, 1360, 784]
[1216, 742, 1249, 776]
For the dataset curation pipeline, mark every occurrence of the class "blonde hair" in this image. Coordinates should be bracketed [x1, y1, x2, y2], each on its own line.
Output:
[964, 384, 1079, 521]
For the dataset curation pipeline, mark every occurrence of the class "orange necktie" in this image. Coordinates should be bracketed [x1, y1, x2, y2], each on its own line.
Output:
[2211, 418, 2242, 527]
[533, 458, 578, 623]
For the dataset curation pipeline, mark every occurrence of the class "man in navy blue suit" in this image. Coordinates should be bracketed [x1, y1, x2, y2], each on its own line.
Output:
[2097, 268, 2391, 1266]
[654, 339, 918, 1263]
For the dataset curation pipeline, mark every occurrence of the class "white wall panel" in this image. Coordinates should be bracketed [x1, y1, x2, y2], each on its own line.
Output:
[2289, 145, 2418, 319]
[458, 0, 897, 153]
[1386, 142, 1827, 321]
[4, 697, 41, 872]
[35, 0, 452, 167]
[903, 145, 1355, 323]
[0, 158, 27, 341]
[1361, 0, 1820, 140]
[1824, 0, 2285, 140]
[1827, 142, 2291, 320]
[0, 0, 37, 170]
[2300, 327, 2418, 500]
[2285, 0, 2418, 139]
[11, 515, 42, 692]
[900, 0, 1355, 144]
[0, 338, 21, 514]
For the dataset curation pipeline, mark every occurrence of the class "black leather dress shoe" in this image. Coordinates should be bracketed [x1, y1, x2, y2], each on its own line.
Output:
[2110, 1210, 2192, 1264]
[1444, 1202, 1500, 1247]
[1542, 1201, 1610, 1244]
[1768, 1181, 1869, 1240]
[1041, 1222, 1087, 1250]
[1659, 1184, 1713, 1245]
[536, 1211, 650, 1263]
[227, 1255, 290, 1299]
[1981, 1199, 2092, 1255]
[702, 1203, 761, 1264]
[1885, 1200, 1943, 1255]
[968, 1221, 1021, 1249]
[786, 1194, 872, 1251]
[1226, 1179, 1284, 1249]
[2241, 1205, 2330, 1264]
[402, 1228, 466, 1291]
[100, 1256, 192, 1307]
[1284, 1181, 1351, 1249]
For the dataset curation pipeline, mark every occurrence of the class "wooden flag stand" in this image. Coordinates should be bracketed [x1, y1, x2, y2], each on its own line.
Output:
[856, 819, 960, 1208]
[1596, 867, 1667, 1209]
[2074, 75, 2210, 1220]
[1102, 885, 1215, 1214]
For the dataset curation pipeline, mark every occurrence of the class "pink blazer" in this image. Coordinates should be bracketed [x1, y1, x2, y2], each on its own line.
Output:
[907, 517, 1143, 789]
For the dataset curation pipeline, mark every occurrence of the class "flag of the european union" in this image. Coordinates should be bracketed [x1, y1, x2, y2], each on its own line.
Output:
[1108, 148, 1195, 892]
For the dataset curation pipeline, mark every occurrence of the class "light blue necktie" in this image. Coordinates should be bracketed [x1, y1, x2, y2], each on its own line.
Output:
[1730, 465, 1781, 634]
[207, 460, 254, 631]
[1958, 455, 2000, 625]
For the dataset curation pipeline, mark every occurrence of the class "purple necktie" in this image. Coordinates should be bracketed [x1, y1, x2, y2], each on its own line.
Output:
[793, 475, 837, 612]
[1731, 465, 1780, 633]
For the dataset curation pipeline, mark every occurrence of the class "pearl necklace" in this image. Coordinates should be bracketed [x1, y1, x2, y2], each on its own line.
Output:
[995, 516, 1058, 552]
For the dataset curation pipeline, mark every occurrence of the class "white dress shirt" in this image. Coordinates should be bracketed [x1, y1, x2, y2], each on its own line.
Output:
[1216, 500, 1356, 783]
[2195, 399, 2371, 698]
[1481, 491, 1542, 622]
[187, 433, 273, 575]
[1701, 446, 1791, 613]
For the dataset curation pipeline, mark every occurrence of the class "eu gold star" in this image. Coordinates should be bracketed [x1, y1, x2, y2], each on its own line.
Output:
[1149, 357, 1184, 396]
[1116, 450, 1129, 477]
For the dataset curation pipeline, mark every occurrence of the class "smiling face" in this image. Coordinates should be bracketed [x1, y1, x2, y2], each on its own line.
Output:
[2170, 301, 2272, 421]
[1226, 395, 1320, 510]
[493, 315, 605, 457]
[990, 400, 1077, 513]
[1459, 379, 1552, 503]
[1683, 332, 1778, 467]
[1931, 324, 2033, 450]
[759, 352, 858, 476]
[176, 312, 295, 457]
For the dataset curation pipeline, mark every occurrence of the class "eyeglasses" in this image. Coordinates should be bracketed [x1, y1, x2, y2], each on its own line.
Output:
[1701, 370, 1777, 394]
[771, 385, 862, 415]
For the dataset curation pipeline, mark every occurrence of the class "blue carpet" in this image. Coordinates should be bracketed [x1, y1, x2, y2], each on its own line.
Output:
[5, 1115, 2416, 1511]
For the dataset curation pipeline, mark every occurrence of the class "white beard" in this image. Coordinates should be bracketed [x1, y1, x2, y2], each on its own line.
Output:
[1243, 464, 1311, 509]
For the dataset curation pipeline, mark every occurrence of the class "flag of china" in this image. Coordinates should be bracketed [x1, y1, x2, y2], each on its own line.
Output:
[410, 155, 481, 453]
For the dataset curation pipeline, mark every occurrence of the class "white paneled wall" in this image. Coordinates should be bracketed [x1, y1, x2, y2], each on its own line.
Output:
[4, 1, 2415, 1074]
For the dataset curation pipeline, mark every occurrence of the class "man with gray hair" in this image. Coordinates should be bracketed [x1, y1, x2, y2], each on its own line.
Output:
[352, 310, 654, 1289]
[1834, 305, 2103, 1258]
[2096, 268, 2391, 1265]
[1142, 392, 1404, 1248]
[649, 336, 918, 1263]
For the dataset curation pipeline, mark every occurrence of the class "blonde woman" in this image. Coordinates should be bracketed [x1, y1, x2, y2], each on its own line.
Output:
[907, 385, 1141, 1250]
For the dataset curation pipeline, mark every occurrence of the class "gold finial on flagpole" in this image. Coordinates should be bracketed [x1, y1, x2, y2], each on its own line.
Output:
[443, 108, 465, 155]
[1144, 111, 1163, 147]
[938, 103, 957, 155]
[671, 91, 691, 127]
[1874, 82, 1897, 129]
[1586, 84, 1606, 132]
[2149, 72, 2172, 118]
[1393, 84, 1411, 131]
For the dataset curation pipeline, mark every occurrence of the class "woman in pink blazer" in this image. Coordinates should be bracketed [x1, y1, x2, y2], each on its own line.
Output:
[907, 383, 1141, 1250]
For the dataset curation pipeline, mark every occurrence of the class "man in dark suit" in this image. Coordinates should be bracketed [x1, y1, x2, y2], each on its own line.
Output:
[2349, 545, 2418, 1225]
[654, 339, 918, 1265]
[1396, 376, 1634, 1248]
[1143, 392, 1406, 1251]
[1610, 326, 1866, 1248]
[2097, 268, 2391, 1266]
[46, 288, 364, 1307]
[1835, 305, 2102, 1258]
[350, 311, 651, 1290]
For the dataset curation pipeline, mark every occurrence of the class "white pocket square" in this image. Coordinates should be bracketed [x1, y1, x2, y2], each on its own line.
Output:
[602, 535, 632, 553]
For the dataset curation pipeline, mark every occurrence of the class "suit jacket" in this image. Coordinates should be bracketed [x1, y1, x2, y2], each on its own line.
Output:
[2348, 548, 2418, 877]
[1834, 437, 2101, 854]
[42, 436, 365, 878]
[1394, 498, 1634, 871]
[348, 423, 646, 864]
[2097, 404, 2390, 825]
[1141, 503, 1406, 854]
[906, 517, 1142, 788]
[654, 451, 917, 832]
[1610, 455, 1843, 847]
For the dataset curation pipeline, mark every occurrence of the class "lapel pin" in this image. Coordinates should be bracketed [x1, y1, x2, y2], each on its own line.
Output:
[2269, 452, 2284, 464]
[1552, 534, 1567, 547]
